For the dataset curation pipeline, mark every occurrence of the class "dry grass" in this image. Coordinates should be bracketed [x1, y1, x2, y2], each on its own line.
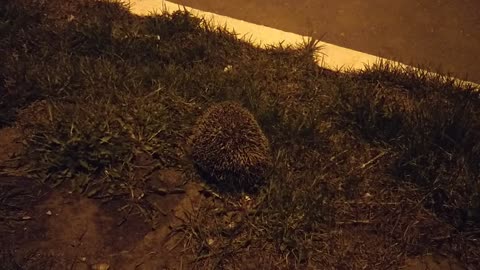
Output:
[1, 0, 479, 269]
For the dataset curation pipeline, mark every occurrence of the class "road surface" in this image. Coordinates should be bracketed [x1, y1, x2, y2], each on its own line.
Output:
[170, 0, 480, 83]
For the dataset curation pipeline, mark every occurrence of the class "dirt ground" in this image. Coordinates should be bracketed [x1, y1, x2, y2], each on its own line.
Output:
[0, 127, 206, 269]
[1, 186, 204, 269]
[0, 126, 465, 270]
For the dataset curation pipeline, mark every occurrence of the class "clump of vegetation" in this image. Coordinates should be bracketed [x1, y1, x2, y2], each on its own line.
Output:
[189, 102, 271, 191]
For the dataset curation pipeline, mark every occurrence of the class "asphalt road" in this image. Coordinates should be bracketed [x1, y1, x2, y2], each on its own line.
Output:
[170, 0, 480, 83]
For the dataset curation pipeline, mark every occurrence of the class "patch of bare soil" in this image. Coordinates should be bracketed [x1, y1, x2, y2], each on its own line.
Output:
[2, 178, 203, 270]
[403, 255, 464, 270]
[0, 127, 23, 165]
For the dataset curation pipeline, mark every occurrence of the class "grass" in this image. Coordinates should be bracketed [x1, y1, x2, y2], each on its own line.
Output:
[1, 0, 480, 269]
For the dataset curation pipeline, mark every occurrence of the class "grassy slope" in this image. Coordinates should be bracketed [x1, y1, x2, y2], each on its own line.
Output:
[1, 0, 479, 269]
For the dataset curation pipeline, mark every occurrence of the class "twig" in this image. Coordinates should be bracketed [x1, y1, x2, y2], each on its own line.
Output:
[78, 226, 88, 243]
[329, 150, 348, 161]
[431, 235, 453, 241]
[151, 201, 168, 216]
[167, 234, 186, 252]
[199, 188, 223, 200]
[359, 151, 388, 169]
[192, 252, 219, 262]
[336, 220, 372, 225]
[151, 187, 186, 196]
[335, 201, 403, 206]
[134, 261, 144, 269]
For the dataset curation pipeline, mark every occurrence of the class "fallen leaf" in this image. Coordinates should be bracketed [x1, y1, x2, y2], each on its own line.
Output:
[91, 263, 109, 270]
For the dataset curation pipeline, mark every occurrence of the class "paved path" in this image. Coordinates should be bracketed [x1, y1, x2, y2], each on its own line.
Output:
[170, 0, 480, 83]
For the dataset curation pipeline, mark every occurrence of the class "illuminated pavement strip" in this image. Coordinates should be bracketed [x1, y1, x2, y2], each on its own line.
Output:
[126, 0, 479, 89]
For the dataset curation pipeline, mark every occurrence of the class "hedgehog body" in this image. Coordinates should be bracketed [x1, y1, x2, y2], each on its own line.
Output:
[189, 102, 271, 189]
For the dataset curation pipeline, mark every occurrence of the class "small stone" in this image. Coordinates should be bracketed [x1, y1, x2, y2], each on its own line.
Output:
[46, 210, 52, 216]
[80, 257, 87, 262]
[223, 65, 233, 72]
[207, 238, 215, 246]
[364, 192, 372, 198]
[22, 216, 31, 220]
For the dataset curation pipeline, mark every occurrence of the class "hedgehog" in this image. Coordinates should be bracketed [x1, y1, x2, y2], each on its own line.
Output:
[189, 101, 271, 190]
